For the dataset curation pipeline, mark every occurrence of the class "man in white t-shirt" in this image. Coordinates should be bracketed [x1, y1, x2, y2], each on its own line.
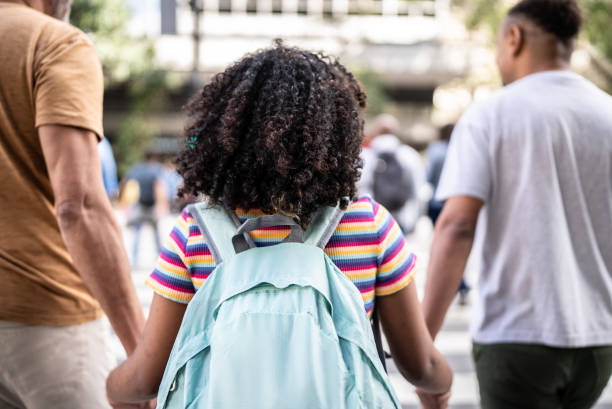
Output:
[419, 0, 612, 408]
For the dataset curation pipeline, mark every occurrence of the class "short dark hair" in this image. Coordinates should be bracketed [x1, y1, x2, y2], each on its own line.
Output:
[508, 0, 582, 43]
[176, 42, 366, 226]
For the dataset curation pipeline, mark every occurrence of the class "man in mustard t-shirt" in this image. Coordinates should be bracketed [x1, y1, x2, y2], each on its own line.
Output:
[0, 1, 150, 408]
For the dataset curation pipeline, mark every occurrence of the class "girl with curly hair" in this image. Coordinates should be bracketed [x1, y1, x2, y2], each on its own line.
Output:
[106, 43, 452, 408]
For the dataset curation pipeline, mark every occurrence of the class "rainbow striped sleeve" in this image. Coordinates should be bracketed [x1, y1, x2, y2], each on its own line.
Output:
[145, 210, 197, 303]
[146, 197, 415, 310]
[372, 200, 416, 296]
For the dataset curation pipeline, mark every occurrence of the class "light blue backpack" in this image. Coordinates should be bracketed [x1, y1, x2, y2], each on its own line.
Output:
[155, 202, 401, 409]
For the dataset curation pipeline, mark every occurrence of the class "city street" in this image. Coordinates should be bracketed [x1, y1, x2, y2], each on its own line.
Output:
[107, 213, 612, 409]
[2, 1, 611, 408]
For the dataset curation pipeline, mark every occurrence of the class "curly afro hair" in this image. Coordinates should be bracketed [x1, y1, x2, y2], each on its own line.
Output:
[509, 0, 582, 43]
[176, 42, 367, 226]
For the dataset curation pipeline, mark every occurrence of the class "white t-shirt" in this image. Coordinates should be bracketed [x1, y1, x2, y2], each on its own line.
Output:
[437, 71, 612, 347]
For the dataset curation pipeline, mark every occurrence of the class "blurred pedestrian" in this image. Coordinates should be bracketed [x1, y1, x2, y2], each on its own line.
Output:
[425, 123, 453, 224]
[98, 137, 120, 199]
[161, 158, 183, 212]
[358, 114, 430, 234]
[106, 43, 452, 409]
[124, 152, 168, 266]
[422, 0, 612, 407]
[426, 124, 470, 305]
[0, 1, 150, 408]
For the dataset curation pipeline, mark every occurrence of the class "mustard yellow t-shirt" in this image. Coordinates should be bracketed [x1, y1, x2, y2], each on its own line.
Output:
[0, 2, 104, 325]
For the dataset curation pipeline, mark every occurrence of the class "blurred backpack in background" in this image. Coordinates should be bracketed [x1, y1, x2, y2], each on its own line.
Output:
[373, 151, 415, 212]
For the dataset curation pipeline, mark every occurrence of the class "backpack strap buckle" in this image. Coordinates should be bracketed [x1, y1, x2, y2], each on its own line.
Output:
[232, 215, 304, 253]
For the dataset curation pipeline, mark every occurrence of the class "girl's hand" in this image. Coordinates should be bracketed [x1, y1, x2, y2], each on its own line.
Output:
[106, 294, 187, 408]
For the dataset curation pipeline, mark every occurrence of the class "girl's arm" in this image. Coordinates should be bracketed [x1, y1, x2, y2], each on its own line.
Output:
[107, 294, 188, 404]
[377, 282, 453, 394]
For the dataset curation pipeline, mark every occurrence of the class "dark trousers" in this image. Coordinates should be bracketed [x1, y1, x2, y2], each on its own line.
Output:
[473, 342, 612, 409]
[128, 204, 161, 264]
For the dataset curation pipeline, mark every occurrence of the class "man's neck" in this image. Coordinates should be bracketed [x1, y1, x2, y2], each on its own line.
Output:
[513, 59, 571, 83]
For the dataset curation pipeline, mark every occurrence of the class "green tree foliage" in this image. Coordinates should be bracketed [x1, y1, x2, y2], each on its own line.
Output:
[352, 67, 389, 118]
[71, 0, 171, 175]
[455, 0, 612, 62]
[582, 0, 612, 61]
[465, 0, 505, 31]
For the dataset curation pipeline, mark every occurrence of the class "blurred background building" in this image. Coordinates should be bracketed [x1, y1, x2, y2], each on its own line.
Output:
[70, 0, 612, 175]
[136, 0, 472, 146]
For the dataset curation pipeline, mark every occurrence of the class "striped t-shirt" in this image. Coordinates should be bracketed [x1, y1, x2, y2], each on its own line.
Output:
[146, 196, 416, 316]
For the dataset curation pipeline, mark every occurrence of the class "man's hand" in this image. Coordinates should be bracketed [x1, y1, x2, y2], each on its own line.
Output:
[416, 389, 451, 409]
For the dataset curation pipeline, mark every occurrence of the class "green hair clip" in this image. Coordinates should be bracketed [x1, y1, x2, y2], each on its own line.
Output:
[188, 127, 206, 149]
[188, 135, 198, 149]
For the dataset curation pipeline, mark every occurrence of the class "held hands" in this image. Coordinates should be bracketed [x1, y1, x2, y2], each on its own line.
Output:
[108, 397, 157, 409]
[416, 389, 451, 409]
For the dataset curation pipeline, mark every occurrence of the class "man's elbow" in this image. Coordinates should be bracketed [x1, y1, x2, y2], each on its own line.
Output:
[435, 196, 482, 242]
[436, 216, 477, 242]
[56, 199, 85, 230]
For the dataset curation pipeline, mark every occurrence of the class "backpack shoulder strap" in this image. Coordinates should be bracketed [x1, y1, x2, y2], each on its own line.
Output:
[187, 201, 250, 264]
[304, 202, 346, 248]
[190, 199, 346, 261]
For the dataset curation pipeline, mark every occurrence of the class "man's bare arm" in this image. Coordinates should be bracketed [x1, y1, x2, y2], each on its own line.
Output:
[39, 125, 144, 355]
[422, 195, 483, 339]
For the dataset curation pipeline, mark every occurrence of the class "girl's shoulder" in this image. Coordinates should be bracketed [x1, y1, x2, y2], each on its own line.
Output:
[178, 195, 387, 241]
[340, 195, 392, 227]
[342, 195, 379, 219]
[332, 195, 392, 242]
